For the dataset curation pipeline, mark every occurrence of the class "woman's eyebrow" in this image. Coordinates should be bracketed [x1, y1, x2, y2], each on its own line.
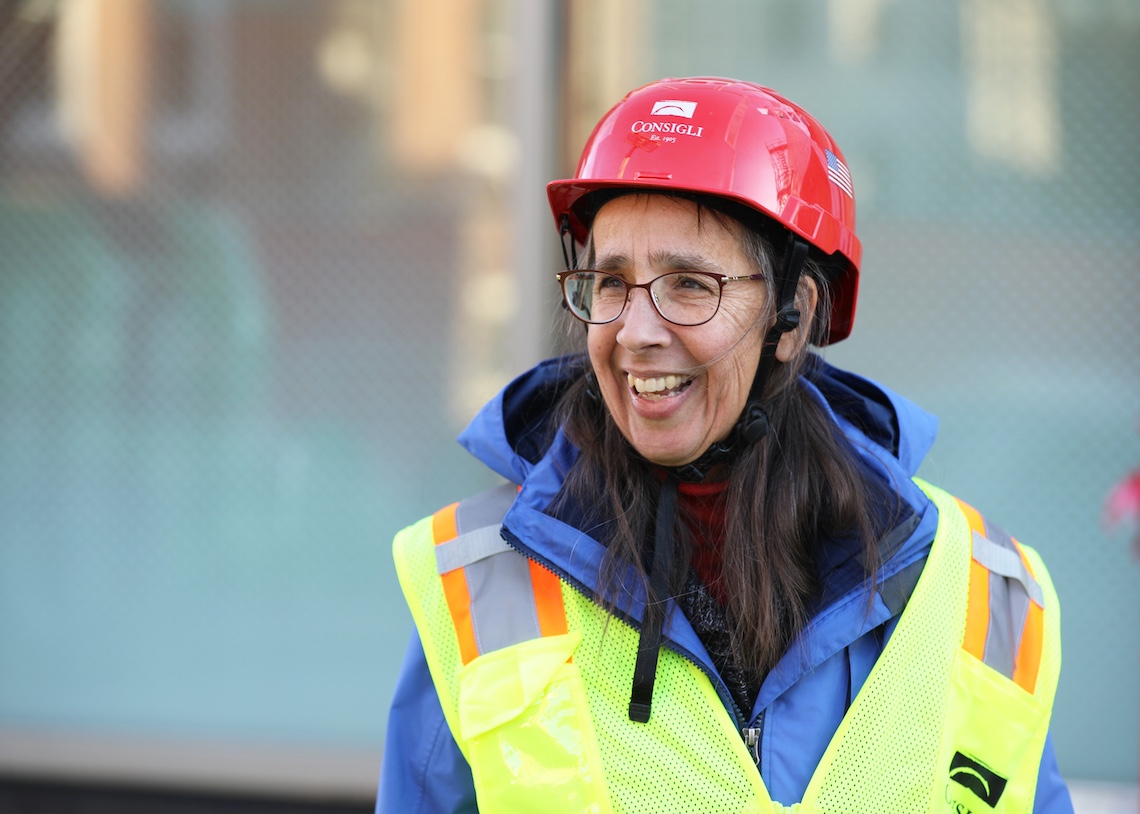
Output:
[650, 251, 722, 273]
[593, 253, 631, 273]
[593, 251, 723, 274]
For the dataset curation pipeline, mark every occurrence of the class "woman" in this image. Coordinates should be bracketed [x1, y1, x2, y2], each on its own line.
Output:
[379, 77, 1072, 813]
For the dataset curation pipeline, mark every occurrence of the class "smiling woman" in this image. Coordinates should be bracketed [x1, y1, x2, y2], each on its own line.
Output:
[551, 189, 870, 693]
[379, 77, 1074, 814]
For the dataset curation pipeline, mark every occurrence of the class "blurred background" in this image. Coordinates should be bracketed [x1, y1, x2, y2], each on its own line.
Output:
[0, 0, 1136, 811]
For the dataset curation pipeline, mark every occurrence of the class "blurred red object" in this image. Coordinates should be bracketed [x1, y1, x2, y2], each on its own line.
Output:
[1103, 470, 1140, 557]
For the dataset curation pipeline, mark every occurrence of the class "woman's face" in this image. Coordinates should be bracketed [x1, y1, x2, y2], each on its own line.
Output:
[586, 194, 770, 467]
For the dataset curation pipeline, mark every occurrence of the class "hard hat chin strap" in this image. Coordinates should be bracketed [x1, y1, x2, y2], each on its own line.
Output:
[559, 215, 578, 270]
[670, 234, 810, 483]
[740, 233, 809, 441]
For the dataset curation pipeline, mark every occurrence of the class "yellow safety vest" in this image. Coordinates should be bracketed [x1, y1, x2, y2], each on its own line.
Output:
[393, 479, 1060, 813]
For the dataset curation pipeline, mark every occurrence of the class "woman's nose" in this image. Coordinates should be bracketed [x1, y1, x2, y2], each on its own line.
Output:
[615, 285, 671, 350]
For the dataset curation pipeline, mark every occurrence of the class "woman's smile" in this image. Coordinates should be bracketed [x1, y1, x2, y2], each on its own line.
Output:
[627, 372, 693, 399]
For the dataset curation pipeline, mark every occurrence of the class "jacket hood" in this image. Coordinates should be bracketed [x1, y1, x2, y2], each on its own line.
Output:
[458, 355, 583, 485]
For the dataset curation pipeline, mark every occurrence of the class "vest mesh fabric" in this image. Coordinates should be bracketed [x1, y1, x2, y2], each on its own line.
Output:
[804, 483, 970, 812]
[561, 582, 767, 814]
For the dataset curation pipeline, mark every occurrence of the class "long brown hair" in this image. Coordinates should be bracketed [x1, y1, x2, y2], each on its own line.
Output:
[548, 194, 896, 682]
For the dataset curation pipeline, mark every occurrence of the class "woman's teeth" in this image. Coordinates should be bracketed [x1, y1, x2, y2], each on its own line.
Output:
[627, 373, 690, 397]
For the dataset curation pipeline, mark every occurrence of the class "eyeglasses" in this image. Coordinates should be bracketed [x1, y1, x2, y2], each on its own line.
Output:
[556, 270, 766, 326]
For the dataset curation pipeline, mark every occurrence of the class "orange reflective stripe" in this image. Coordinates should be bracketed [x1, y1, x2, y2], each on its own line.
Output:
[431, 488, 569, 666]
[433, 503, 480, 665]
[956, 498, 990, 662]
[963, 559, 990, 662]
[1014, 600, 1044, 693]
[529, 559, 569, 638]
[441, 570, 479, 665]
[432, 503, 459, 545]
[955, 498, 1048, 691]
[955, 497, 986, 538]
[1012, 539, 1044, 693]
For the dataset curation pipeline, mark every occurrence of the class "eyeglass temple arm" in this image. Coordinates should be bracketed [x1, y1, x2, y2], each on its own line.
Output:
[721, 273, 766, 283]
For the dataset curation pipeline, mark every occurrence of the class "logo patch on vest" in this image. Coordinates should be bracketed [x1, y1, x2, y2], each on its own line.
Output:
[949, 752, 1008, 807]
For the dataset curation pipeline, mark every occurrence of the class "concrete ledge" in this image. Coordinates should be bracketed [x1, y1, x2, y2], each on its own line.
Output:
[1069, 781, 1138, 814]
[0, 728, 380, 803]
[1, 727, 1133, 812]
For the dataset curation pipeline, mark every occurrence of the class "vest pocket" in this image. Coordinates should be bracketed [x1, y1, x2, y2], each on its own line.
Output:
[945, 651, 1049, 813]
[457, 631, 613, 814]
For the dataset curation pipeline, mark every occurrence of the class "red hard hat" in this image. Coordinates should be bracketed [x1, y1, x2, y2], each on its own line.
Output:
[547, 77, 861, 344]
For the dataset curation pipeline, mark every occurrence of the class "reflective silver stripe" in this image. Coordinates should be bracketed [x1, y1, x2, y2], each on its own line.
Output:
[466, 550, 542, 652]
[983, 567, 1031, 679]
[433, 480, 545, 656]
[435, 526, 512, 574]
[973, 526, 1042, 680]
[435, 482, 518, 573]
[972, 530, 1045, 606]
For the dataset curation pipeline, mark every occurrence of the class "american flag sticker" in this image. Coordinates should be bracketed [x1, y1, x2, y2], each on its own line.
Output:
[826, 149, 854, 198]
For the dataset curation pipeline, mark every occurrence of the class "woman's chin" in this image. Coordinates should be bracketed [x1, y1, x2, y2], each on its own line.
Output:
[628, 433, 705, 469]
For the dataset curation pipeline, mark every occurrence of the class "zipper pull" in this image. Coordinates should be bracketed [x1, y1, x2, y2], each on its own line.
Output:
[742, 727, 762, 766]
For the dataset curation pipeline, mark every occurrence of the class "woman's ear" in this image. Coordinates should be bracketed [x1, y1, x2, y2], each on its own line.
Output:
[775, 275, 818, 363]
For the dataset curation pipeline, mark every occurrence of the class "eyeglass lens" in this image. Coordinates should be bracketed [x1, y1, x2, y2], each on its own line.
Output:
[561, 271, 723, 326]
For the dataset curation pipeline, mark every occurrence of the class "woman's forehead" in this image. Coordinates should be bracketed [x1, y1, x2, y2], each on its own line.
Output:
[593, 195, 742, 242]
[591, 195, 746, 270]
[593, 249, 725, 276]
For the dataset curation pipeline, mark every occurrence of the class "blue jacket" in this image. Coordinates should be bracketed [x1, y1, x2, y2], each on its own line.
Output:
[377, 356, 1073, 813]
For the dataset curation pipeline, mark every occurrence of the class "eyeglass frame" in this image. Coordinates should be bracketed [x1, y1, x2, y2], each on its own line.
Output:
[555, 269, 767, 327]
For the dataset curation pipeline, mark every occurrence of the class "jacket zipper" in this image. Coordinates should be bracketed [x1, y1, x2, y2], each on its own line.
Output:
[501, 524, 766, 777]
[742, 709, 765, 772]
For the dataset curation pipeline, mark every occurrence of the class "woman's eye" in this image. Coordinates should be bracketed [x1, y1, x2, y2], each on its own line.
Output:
[671, 274, 716, 293]
[598, 275, 626, 290]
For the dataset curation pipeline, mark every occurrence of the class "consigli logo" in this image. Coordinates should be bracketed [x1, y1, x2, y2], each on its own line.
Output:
[650, 99, 697, 118]
[630, 121, 704, 138]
